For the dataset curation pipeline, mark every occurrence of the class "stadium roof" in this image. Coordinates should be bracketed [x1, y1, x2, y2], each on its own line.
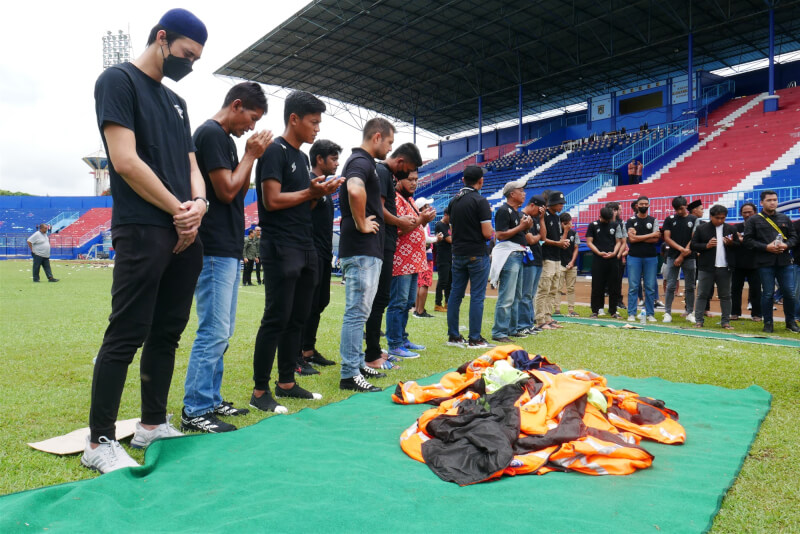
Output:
[216, 0, 800, 136]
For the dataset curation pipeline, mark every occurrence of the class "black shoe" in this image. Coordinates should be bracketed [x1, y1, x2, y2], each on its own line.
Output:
[295, 359, 320, 376]
[33, 280, 40, 283]
[786, 321, 800, 333]
[446, 335, 467, 347]
[360, 366, 387, 379]
[249, 391, 288, 414]
[510, 331, 529, 338]
[468, 337, 496, 349]
[340, 375, 382, 392]
[214, 401, 249, 417]
[763, 322, 774, 333]
[48, 278, 59, 283]
[274, 382, 322, 400]
[307, 350, 336, 366]
[181, 408, 237, 433]
[492, 336, 514, 343]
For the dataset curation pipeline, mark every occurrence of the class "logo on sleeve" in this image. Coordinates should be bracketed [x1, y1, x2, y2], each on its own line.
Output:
[609, 228, 615, 234]
[687, 221, 693, 228]
[173, 105, 184, 119]
[291, 162, 297, 173]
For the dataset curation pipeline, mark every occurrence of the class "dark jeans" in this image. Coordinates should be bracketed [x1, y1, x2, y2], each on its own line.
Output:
[302, 255, 332, 352]
[32, 253, 54, 281]
[591, 255, 619, 314]
[89, 224, 203, 442]
[364, 247, 394, 362]
[242, 260, 254, 285]
[435, 262, 452, 306]
[758, 265, 797, 325]
[615, 257, 625, 308]
[253, 241, 318, 389]
[731, 267, 762, 318]
[254, 260, 261, 284]
[447, 255, 490, 341]
[695, 268, 732, 326]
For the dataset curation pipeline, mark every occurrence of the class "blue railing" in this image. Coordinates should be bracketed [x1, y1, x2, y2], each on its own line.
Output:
[697, 80, 736, 127]
[563, 173, 618, 213]
[47, 211, 79, 232]
[612, 118, 698, 170]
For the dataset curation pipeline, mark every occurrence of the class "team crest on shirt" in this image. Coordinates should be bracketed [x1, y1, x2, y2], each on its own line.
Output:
[646, 222, 653, 229]
[687, 221, 693, 228]
[609, 228, 615, 234]
[508, 207, 513, 214]
[291, 162, 297, 173]
[173, 105, 184, 119]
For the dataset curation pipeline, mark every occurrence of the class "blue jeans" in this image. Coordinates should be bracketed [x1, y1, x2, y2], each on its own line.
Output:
[517, 264, 542, 331]
[339, 255, 382, 379]
[758, 265, 797, 325]
[184, 256, 239, 417]
[627, 256, 658, 317]
[386, 273, 417, 348]
[492, 252, 524, 338]
[447, 255, 490, 341]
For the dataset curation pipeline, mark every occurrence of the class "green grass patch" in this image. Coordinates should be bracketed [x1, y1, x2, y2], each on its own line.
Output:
[0, 260, 798, 532]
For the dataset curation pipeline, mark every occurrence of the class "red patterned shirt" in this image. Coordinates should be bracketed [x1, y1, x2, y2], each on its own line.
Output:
[393, 193, 428, 275]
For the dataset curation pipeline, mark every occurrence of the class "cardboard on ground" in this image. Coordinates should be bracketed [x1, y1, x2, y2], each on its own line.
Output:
[28, 419, 139, 455]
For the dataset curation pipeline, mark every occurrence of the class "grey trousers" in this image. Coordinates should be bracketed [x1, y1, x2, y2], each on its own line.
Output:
[664, 257, 695, 314]
[695, 267, 732, 326]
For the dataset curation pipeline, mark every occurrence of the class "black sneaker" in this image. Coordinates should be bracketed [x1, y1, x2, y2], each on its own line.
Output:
[446, 335, 467, 347]
[249, 391, 288, 414]
[763, 322, 774, 333]
[360, 366, 387, 379]
[295, 359, 320, 376]
[274, 382, 322, 400]
[48, 278, 59, 283]
[492, 336, 514, 344]
[214, 401, 250, 417]
[307, 350, 336, 366]
[181, 408, 237, 433]
[467, 337, 496, 349]
[340, 374, 382, 392]
[510, 331, 529, 338]
[786, 321, 800, 333]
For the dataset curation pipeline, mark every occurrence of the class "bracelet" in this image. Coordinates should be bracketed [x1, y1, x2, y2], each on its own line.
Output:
[193, 197, 210, 213]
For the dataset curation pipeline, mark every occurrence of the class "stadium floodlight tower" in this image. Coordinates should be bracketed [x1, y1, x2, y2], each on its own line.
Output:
[102, 29, 131, 69]
[83, 149, 109, 196]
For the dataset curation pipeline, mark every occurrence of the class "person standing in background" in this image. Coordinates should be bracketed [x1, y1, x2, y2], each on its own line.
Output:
[27, 223, 59, 283]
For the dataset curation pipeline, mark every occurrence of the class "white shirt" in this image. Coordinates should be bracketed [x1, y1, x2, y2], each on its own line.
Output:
[27, 230, 50, 258]
[714, 224, 727, 268]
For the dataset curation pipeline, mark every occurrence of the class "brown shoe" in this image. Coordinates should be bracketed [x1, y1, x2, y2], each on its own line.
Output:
[434, 305, 447, 312]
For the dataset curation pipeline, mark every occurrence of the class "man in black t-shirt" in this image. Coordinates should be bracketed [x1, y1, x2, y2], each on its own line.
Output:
[536, 191, 568, 329]
[84, 9, 209, 474]
[625, 195, 660, 320]
[250, 91, 342, 413]
[363, 143, 424, 369]
[586, 207, 624, 317]
[731, 202, 761, 320]
[300, 139, 342, 370]
[662, 196, 698, 323]
[434, 208, 453, 311]
[557, 212, 580, 317]
[518, 195, 545, 332]
[338, 118, 396, 393]
[446, 165, 495, 349]
[182, 82, 271, 434]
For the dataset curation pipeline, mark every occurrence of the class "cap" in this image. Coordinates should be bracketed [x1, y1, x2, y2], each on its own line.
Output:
[687, 199, 703, 211]
[463, 165, 485, 183]
[502, 179, 526, 196]
[547, 191, 566, 206]
[415, 197, 433, 208]
[159, 8, 208, 46]
[529, 194, 545, 207]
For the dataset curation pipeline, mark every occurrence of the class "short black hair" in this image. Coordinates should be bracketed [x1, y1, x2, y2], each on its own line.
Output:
[637, 195, 649, 203]
[390, 143, 423, 168]
[363, 117, 395, 141]
[709, 204, 728, 216]
[223, 82, 267, 113]
[740, 201, 757, 214]
[146, 24, 183, 46]
[605, 201, 620, 210]
[283, 91, 326, 126]
[559, 212, 572, 223]
[309, 139, 343, 167]
[672, 196, 687, 209]
[760, 190, 778, 201]
[600, 207, 613, 220]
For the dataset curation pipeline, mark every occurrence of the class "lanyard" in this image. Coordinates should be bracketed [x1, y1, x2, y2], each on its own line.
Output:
[758, 212, 785, 239]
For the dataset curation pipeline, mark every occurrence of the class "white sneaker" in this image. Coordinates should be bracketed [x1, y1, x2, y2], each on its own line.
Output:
[647, 315, 657, 322]
[627, 315, 636, 322]
[597, 309, 606, 316]
[686, 312, 696, 324]
[130, 415, 183, 449]
[81, 436, 140, 474]
[662, 312, 672, 323]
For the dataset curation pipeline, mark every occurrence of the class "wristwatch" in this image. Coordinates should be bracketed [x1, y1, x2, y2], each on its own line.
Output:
[193, 197, 210, 213]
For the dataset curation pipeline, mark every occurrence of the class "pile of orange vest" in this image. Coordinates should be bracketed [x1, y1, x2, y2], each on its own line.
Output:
[392, 346, 686, 485]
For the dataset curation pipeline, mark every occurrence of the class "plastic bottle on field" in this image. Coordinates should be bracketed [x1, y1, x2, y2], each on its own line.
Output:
[639, 309, 646, 325]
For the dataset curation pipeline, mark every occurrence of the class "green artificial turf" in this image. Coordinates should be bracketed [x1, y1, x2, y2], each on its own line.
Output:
[0, 260, 798, 532]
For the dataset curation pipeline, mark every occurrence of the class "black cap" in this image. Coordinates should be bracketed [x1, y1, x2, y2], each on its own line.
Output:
[463, 165, 485, 182]
[529, 194, 545, 207]
[547, 191, 565, 206]
[687, 199, 703, 211]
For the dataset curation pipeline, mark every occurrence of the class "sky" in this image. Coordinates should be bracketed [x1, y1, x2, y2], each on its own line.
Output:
[0, 1, 439, 197]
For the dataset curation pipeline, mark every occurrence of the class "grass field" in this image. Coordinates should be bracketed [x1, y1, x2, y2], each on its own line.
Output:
[1, 259, 799, 532]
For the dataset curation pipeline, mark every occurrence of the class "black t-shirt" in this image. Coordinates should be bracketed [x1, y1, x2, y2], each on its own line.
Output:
[528, 219, 543, 267]
[95, 63, 194, 229]
[586, 219, 617, 254]
[662, 214, 697, 258]
[542, 212, 563, 261]
[193, 119, 244, 259]
[793, 220, 800, 260]
[626, 215, 659, 257]
[434, 220, 452, 264]
[494, 202, 527, 247]
[560, 229, 577, 266]
[338, 148, 384, 259]
[448, 188, 492, 257]
[377, 163, 397, 253]
[310, 172, 335, 262]
[255, 137, 314, 250]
